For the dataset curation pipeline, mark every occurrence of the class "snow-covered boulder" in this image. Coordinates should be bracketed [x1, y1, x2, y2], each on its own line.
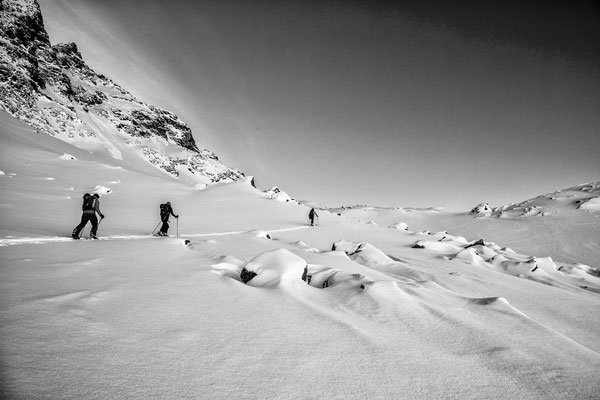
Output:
[389, 222, 409, 231]
[264, 186, 298, 203]
[470, 202, 492, 215]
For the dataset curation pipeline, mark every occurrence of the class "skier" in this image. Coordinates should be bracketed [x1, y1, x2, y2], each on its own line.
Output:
[308, 208, 318, 226]
[72, 193, 105, 239]
[158, 202, 178, 236]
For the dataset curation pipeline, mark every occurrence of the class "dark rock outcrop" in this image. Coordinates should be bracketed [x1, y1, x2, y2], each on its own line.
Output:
[240, 267, 257, 284]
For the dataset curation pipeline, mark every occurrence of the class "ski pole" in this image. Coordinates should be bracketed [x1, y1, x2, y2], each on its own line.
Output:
[97, 218, 102, 236]
[151, 220, 161, 235]
[176, 217, 179, 238]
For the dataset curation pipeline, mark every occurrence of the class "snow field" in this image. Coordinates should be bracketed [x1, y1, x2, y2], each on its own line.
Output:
[3, 230, 598, 399]
[2, 114, 600, 399]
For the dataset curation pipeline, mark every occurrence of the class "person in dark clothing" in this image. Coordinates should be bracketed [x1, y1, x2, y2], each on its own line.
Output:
[72, 193, 105, 239]
[308, 208, 318, 226]
[158, 202, 178, 236]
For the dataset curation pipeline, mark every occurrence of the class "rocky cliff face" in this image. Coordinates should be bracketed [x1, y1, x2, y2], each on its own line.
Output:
[0, 0, 244, 183]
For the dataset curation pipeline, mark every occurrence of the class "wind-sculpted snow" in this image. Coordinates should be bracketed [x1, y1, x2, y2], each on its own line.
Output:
[412, 232, 600, 293]
[332, 240, 397, 268]
[213, 248, 373, 290]
[208, 242, 600, 399]
[331, 239, 435, 284]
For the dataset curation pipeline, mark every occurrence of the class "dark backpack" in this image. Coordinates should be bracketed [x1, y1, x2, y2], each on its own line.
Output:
[82, 194, 94, 211]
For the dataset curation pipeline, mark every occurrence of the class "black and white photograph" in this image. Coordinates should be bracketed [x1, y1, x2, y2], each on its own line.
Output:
[1, 1, 599, 398]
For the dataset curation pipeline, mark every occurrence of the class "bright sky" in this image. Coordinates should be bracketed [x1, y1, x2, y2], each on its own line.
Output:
[39, 0, 600, 210]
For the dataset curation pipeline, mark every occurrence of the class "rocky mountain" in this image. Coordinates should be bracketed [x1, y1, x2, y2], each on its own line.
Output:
[0, 0, 244, 183]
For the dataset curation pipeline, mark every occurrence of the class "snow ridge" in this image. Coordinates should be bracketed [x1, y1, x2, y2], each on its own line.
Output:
[470, 182, 600, 218]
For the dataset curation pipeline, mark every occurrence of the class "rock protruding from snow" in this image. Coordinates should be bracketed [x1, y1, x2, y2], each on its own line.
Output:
[240, 267, 257, 284]
[301, 264, 372, 289]
[264, 186, 298, 204]
[470, 202, 492, 216]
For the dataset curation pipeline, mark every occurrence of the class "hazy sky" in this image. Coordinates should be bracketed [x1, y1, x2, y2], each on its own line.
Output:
[39, 0, 599, 210]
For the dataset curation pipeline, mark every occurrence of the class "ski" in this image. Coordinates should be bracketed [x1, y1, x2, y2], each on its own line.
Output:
[70, 233, 107, 240]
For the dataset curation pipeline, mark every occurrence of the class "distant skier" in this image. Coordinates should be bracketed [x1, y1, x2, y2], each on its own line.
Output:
[308, 208, 318, 226]
[158, 202, 178, 236]
[72, 193, 104, 239]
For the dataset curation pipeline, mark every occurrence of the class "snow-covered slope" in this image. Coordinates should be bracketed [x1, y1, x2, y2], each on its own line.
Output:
[2, 112, 600, 399]
[488, 182, 600, 218]
[0, 0, 243, 184]
[2, 1, 600, 398]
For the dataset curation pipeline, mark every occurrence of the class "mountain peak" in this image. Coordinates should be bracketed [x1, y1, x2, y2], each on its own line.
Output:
[53, 42, 81, 59]
[0, 0, 49, 47]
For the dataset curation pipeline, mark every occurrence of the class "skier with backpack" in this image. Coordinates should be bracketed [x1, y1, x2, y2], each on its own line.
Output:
[308, 208, 318, 226]
[158, 202, 178, 236]
[72, 193, 105, 239]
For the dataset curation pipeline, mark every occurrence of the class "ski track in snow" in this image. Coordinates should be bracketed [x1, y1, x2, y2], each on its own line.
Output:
[0, 226, 308, 246]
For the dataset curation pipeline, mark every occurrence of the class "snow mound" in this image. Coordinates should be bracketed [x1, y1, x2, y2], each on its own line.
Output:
[301, 264, 372, 289]
[249, 230, 272, 240]
[92, 185, 112, 195]
[333, 240, 433, 283]
[332, 240, 396, 268]
[389, 222, 409, 230]
[292, 240, 320, 253]
[412, 240, 463, 253]
[413, 230, 468, 244]
[213, 248, 305, 287]
[265, 186, 296, 203]
[578, 197, 600, 213]
[59, 153, 77, 160]
[412, 234, 600, 292]
[470, 202, 492, 215]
